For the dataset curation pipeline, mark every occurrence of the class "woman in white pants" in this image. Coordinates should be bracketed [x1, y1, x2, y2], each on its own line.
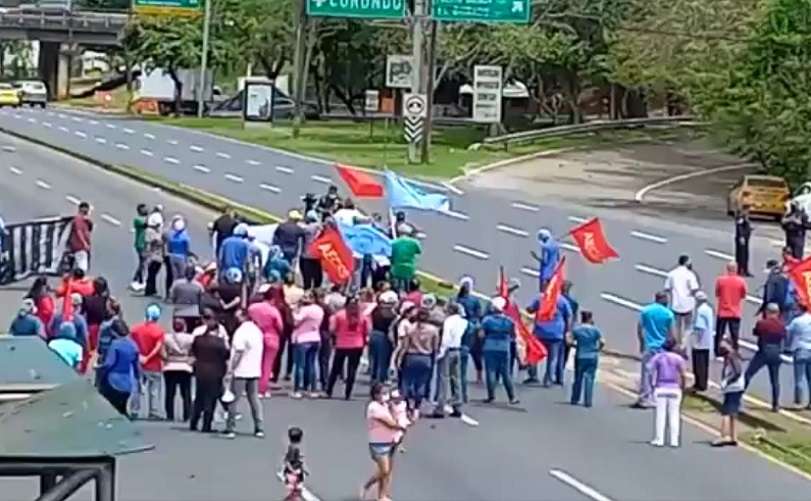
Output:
[648, 337, 688, 447]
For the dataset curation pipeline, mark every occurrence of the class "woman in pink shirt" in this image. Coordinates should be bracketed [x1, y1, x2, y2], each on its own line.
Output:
[291, 291, 325, 399]
[361, 382, 404, 501]
[326, 297, 370, 399]
[248, 287, 284, 398]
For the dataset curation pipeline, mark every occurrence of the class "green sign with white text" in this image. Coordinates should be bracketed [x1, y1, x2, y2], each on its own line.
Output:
[306, 0, 405, 19]
[133, 0, 201, 17]
[432, 0, 530, 23]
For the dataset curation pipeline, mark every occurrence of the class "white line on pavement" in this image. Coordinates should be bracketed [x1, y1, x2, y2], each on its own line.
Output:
[71, 116, 82, 122]
[311, 175, 332, 184]
[442, 210, 470, 221]
[260, 183, 281, 193]
[771, 239, 784, 247]
[511, 202, 539, 212]
[193, 164, 211, 173]
[634, 264, 668, 278]
[189, 145, 204, 152]
[144, 132, 155, 140]
[115, 143, 129, 150]
[441, 182, 464, 195]
[57, 113, 66, 118]
[140, 149, 154, 157]
[9, 166, 22, 175]
[42, 121, 52, 128]
[705, 249, 734, 261]
[101, 213, 121, 226]
[746, 295, 761, 305]
[276, 166, 294, 174]
[167, 139, 178, 145]
[27, 117, 36, 123]
[600, 292, 642, 311]
[549, 469, 614, 501]
[164, 156, 180, 165]
[35, 179, 51, 190]
[497, 224, 529, 237]
[123, 128, 135, 134]
[453, 245, 489, 260]
[568, 215, 588, 224]
[225, 173, 244, 183]
[58, 126, 69, 132]
[89, 119, 99, 125]
[634, 163, 757, 202]
[74, 131, 87, 138]
[630, 230, 668, 244]
[105, 123, 116, 129]
[247, 159, 261, 166]
[216, 152, 231, 159]
[521, 267, 540, 278]
[95, 137, 107, 144]
[2, 145, 15, 152]
[65, 195, 80, 205]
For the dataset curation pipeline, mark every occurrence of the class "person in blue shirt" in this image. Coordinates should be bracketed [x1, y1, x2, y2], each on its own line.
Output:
[568, 311, 604, 407]
[98, 319, 140, 416]
[561, 280, 579, 383]
[9, 299, 45, 338]
[480, 297, 519, 405]
[264, 245, 292, 283]
[526, 294, 572, 387]
[635, 291, 675, 408]
[166, 215, 192, 290]
[48, 322, 83, 370]
[49, 293, 89, 350]
[456, 276, 482, 402]
[531, 229, 560, 289]
[218, 223, 250, 276]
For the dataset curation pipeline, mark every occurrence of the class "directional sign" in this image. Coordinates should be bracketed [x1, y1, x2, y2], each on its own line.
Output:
[403, 93, 427, 119]
[404, 117, 424, 144]
[432, 0, 530, 23]
[307, 0, 406, 19]
[133, 0, 201, 16]
[473, 65, 503, 123]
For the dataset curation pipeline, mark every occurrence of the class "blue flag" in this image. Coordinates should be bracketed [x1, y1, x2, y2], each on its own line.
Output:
[338, 222, 392, 257]
[385, 171, 450, 212]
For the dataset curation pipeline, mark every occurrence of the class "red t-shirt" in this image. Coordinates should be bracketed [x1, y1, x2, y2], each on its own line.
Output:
[131, 321, 166, 372]
[68, 215, 93, 252]
[715, 274, 747, 318]
[753, 317, 786, 345]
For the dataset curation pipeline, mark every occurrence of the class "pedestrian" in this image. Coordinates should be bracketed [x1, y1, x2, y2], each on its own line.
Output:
[81, 277, 109, 374]
[782, 202, 809, 259]
[218, 223, 250, 278]
[745, 302, 786, 412]
[291, 291, 324, 399]
[714, 341, 744, 446]
[130, 203, 149, 291]
[264, 246, 292, 285]
[404, 278, 423, 306]
[210, 206, 238, 257]
[55, 267, 94, 298]
[166, 215, 192, 290]
[734, 205, 753, 276]
[272, 284, 295, 384]
[97, 319, 138, 416]
[48, 322, 83, 370]
[526, 291, 572, 386]
[25, 277, 54, 335]
[392, 211, 419, 239]
[317, 185, 340, 219]
[143, 224, 165, 298]
[397, 296, 441, 413]
[66, 201, 93, 272]
[369, 290, 399, 383]
[224, 308, 265, 439]
[759, 259, 789, 317]
[390, 227, 422, 293]
[560, 280, 579, 381]
[169, 265, 204, 307]
[568, 310, 604, 407]
[248, 285, 284, 398]
[162, 318, 194, 422]
[273, 209, 306, 265]
[362, 382, 404, 501]
[664, 254, 700, 343]
[635, 291, 675, 408]
[9, 298, 45, 338]
[327, 297, 370, 400]
[130, 304, 165, 420]
[531, 229, 560, 290]
[715, 262, 747, 352]
[649, 337, 687, 448]
[216, 267, 244, 336]
[190, 309, 230, 433]
[788, 304, 811, 408]
[389, 301, 417, 390]
[690, 291, 714, 392]
[456, 278, 483, 402]
[481, 297, 519, 404]
[299, 211, 323, 290]
[95, 298, 122, 386]
[432, 302, 467, 418]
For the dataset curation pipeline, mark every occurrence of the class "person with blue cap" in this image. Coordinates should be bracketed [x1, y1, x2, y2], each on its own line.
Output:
[130, 304, 166, 419]
[9, 299, 45, 338]
[48, 322, 83, 370]
[218, 223, 250, 278]
[218, 267, 244, 336]
[531, 229, 560, 290]
[264, 245, 292, 285]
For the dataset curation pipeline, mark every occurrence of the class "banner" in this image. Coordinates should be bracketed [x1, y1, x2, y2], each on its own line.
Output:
[788, 256, 811, 307]
[569, 217, 618, 264]
[499, 266, 546, 365]
[308, 227, 355, 284]
[385, 170, 450, 212]
[535, 257, 566, 322]
[0, 216, 73, 285]
[336, 164, 384, 198]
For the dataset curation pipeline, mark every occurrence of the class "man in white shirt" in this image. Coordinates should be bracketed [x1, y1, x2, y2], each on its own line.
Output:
[225, 308, 264, 439]
[691, 291, 714, 392]
[664, 254, 700, 343]
[333, 199, 369, 226]
[433, 303, 468, 418]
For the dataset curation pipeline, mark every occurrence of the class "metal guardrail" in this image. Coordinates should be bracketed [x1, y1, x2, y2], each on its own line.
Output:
[482, 115, 702, 149]
[0, 9, 127, 32]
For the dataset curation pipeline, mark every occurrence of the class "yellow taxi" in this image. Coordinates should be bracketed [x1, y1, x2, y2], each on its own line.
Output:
[727, 174, 790, 220]
[0, 83, 21, 107]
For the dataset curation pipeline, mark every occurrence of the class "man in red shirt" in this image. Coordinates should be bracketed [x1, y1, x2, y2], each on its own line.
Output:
[67, 202, 93, 273]
[130, 304, 165, 419]
[715, 262, 748, 353]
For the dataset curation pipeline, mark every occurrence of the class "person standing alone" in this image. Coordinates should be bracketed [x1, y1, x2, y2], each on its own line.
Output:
[691, 291, 714, 392]
[67, 202, 93, 273]
[715, 262, 747, 352]
[734, 206, 752, 276]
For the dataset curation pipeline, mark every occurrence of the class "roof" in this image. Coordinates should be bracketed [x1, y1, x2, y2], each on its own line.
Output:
[0, 336, 78, 392]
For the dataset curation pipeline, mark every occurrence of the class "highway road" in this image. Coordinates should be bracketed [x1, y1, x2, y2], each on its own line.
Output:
[1, 130, 810, 501]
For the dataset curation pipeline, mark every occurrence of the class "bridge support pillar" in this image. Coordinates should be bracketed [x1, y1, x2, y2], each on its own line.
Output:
[38, 42, 71, 100]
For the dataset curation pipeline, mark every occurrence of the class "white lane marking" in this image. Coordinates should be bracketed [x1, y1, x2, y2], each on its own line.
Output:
[144, 132, 156, 140]
[193, 164, 210, 173]
[771, 239, 784, 248]
[521, 267, 540, 278]
[705, 249, 734, 261]
[123, 127, 135, 134]
[89, 119, 99, 125]
[276, 166, 294, 174]
[190, 145, 204, 152]
[167, 139, 178, 145]
[71, 116, 82, 122]
[247, 159, 261, 166]
[95, 136, 107, 144]
[601, 292, 642, 311]
[105, 123, 116, 129]
[140, 149, 154, 157]
[497, 224, 529, 237]
[115, 143, 129, 150]
[630, 230, 667, 244]
[1, 145, 15, 152]
[275, 471, 320, 501]
[634, 162, 757, 202]
[511, 201, 539, 212]
[225, 173, 244, 183]
[568, 215, 588, 224]
[746, 295, 762, 305]
[46, 111, 54, 116]
[311, 174, 332, 184]
[58, 126, 69, 132]
[453, 245, 489, 260]
[13, 113, 21, 119]
[442, 210, 470, 221]
[101, 213, 121, 226]
[9, 166, 22, 175]
[560, 242, 579, 252]
[74, 131, 87, 138]
[27, 117, 36, 123]
[42, 121, 52, 128]
[57, 113, 66, 118]
[634, 264, 668, 278]
[441, 182, 464, 195]
[35, 179, 52, 190]
[65, 195, 80, 205]
[260, 183, 281, 193]
[164, 156, 180, 165]
[549, 469, 614, 501]
[216, 152, 231, 159]
[415, 232, 427, 239]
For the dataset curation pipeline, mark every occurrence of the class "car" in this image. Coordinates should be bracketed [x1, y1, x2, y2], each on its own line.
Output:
[727, 174, 790, 220]
[208, 88, 320, 120]
[0, 83, 21, 107]
[14, 80, 48, 108]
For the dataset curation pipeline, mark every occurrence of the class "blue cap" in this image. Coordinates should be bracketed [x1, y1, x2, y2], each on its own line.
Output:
[145, 303, 161, 321]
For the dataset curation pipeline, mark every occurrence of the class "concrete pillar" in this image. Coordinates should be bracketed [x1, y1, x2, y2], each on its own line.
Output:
[37, 42, 72, 100]
[57, 45, 71, 100]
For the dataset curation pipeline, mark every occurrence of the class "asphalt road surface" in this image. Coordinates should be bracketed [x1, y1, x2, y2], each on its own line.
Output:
[1, 113, 811, 500]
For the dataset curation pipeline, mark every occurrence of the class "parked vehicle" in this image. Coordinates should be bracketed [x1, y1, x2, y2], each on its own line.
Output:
[208, 87, 319, 120]
[727, 174, 789, 220]
[14, 80, 47, 108]
[132, 67, 213, 115]
[0, 83, 21, 107]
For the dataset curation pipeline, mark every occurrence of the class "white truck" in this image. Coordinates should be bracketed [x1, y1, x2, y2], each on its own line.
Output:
[132, 67, 214, 115]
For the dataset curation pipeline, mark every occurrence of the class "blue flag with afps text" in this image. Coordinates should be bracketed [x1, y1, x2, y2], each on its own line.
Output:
[384, 171, 450, 212]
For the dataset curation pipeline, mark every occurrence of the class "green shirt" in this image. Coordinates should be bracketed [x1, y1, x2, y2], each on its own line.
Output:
[133, 216, 147, 252]
[390, 236, 421, 280]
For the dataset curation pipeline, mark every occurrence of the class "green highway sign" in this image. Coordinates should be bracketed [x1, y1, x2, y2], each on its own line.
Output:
[432, 0, 530, 23]
[133, 0, 201, 17]
[307, 0, 406, 19]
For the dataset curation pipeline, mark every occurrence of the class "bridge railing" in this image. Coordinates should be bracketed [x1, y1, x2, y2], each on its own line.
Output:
[0, 9, 128, 31]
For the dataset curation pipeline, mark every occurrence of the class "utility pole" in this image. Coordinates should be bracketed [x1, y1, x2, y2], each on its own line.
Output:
[197, 0, 212, 118]
[408, 0, 427, 164]
[421, 17, 437, 163]
[291, 0, 308, 138]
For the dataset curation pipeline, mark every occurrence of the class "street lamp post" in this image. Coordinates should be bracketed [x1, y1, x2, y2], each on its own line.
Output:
[197, 0, 212, 118]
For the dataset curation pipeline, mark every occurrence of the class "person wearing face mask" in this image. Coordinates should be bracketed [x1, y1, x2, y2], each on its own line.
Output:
[362, 382, 405, 501]
[166, 215, 192, 291]
[664, 254, 699, 344]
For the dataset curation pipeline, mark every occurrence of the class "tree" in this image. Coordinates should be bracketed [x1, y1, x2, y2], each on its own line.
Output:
[231, 0, 294, 78]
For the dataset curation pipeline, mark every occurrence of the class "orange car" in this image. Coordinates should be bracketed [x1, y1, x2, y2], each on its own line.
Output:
[727, 175, 790, 220]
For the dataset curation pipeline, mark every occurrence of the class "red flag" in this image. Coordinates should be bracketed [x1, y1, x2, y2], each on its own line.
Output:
[535, 257, 566, 322]
[569, 217, 618, 264]
[498, 266, 509, 299]
[788, 256, 811, 307]
[498, 266, 547, 364]
[308, 226, 355, 284]
[335, 164, 384, 198]
[62, 278, 74, 322]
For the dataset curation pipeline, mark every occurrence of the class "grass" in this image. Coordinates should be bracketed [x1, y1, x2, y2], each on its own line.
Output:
[66, 85, 131, 111]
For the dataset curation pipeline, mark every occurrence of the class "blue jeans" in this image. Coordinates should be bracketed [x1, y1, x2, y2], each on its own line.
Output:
[571, 357, 598, 407]
[530, 339, 563, 386]
[293, 341, 320, 393]
[368, 331, 393, 383]
[461, 345, 472, 403]
[484, 350, 515, 401]
[793, 348, 811, 406]
[745, 343, 782, 410]
[402, 353, 432, 410]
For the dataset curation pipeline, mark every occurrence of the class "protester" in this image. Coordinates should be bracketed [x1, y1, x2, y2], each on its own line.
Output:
[432, 302, 467, 418]
[9, 298, 45, 337]
[745, 302, 786, 412]
[759, 259, 789, 317]
[715, 262, 747, 352]
[48, 322, 83, 370]
[299, 211, 323, 289]
[98, 319, 139, 416]
[272, 284, 295, 384]
[782, 202, 809, 259]
[218, 223, 250, 276]
[531, 229, 560, 289]
[734, 205, 753, 276]
[635, 291, 675, 408]
[55, 268, 94, 298]
[715, 341, 744, 446]
[49, 293, 88, 351]
[169, 265, 204, 307]
[210, 206, 238, 256]
[130, 304, 165, 420]
[404, 278, 423, 306]
[264, 246, 292, 284]
[691, 291, 714, 392]
[291, 291, 324, 399]
[216, 267, 244, 336]
[334, 198, 369, 226]
[396, 297, 439, 413]
[162, 318, 194, 422]
[788, 304, 811, 408]
[362, 382, 404, 501]
[317, 185, 340, 219]
[369, 291, 398, 383]
[67, 201, 93, 272]
[560, 280, 579, 377]
[481, 297, 519, 405]
[456, 277, 483, 401]
[327, 297, 370, 400]
[131, 203, 149, 291]
[249, 286, 284, 398]
[225, 308, 265, 439]
[393, 211, 418, 238]
[190, 309, 230, 433]
[649, 337, 687, 448]
[95, 298, 123, 386]
[25, 277, 54, 335]
[526, 291, 572, 386]
[664, 254, 699, 342]
[568, 310, 604, 407]
[166, 215, 192, 289]
[143, 223, 165, 298]
[390, 227, 422, 292]
[283, 270, 305, 308]
[273, 210, 306, 264]
[81, 277, 109, 373]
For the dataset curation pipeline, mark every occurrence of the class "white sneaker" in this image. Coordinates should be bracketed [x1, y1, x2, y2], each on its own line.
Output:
[129, 281, 145, 291]
[255, 431, 265, 439]
[650, 440, 664, 447]
[291, 392, 303, 399]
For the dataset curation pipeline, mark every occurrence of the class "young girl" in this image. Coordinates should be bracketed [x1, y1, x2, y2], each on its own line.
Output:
[281, 426, 308, 500]
[714, 342, 744, 446]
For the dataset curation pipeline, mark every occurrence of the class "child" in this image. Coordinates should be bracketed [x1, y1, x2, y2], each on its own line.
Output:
[714, 342, 744, 447]
[281, 426, 308, 499]
[389, 389, 411, 454]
